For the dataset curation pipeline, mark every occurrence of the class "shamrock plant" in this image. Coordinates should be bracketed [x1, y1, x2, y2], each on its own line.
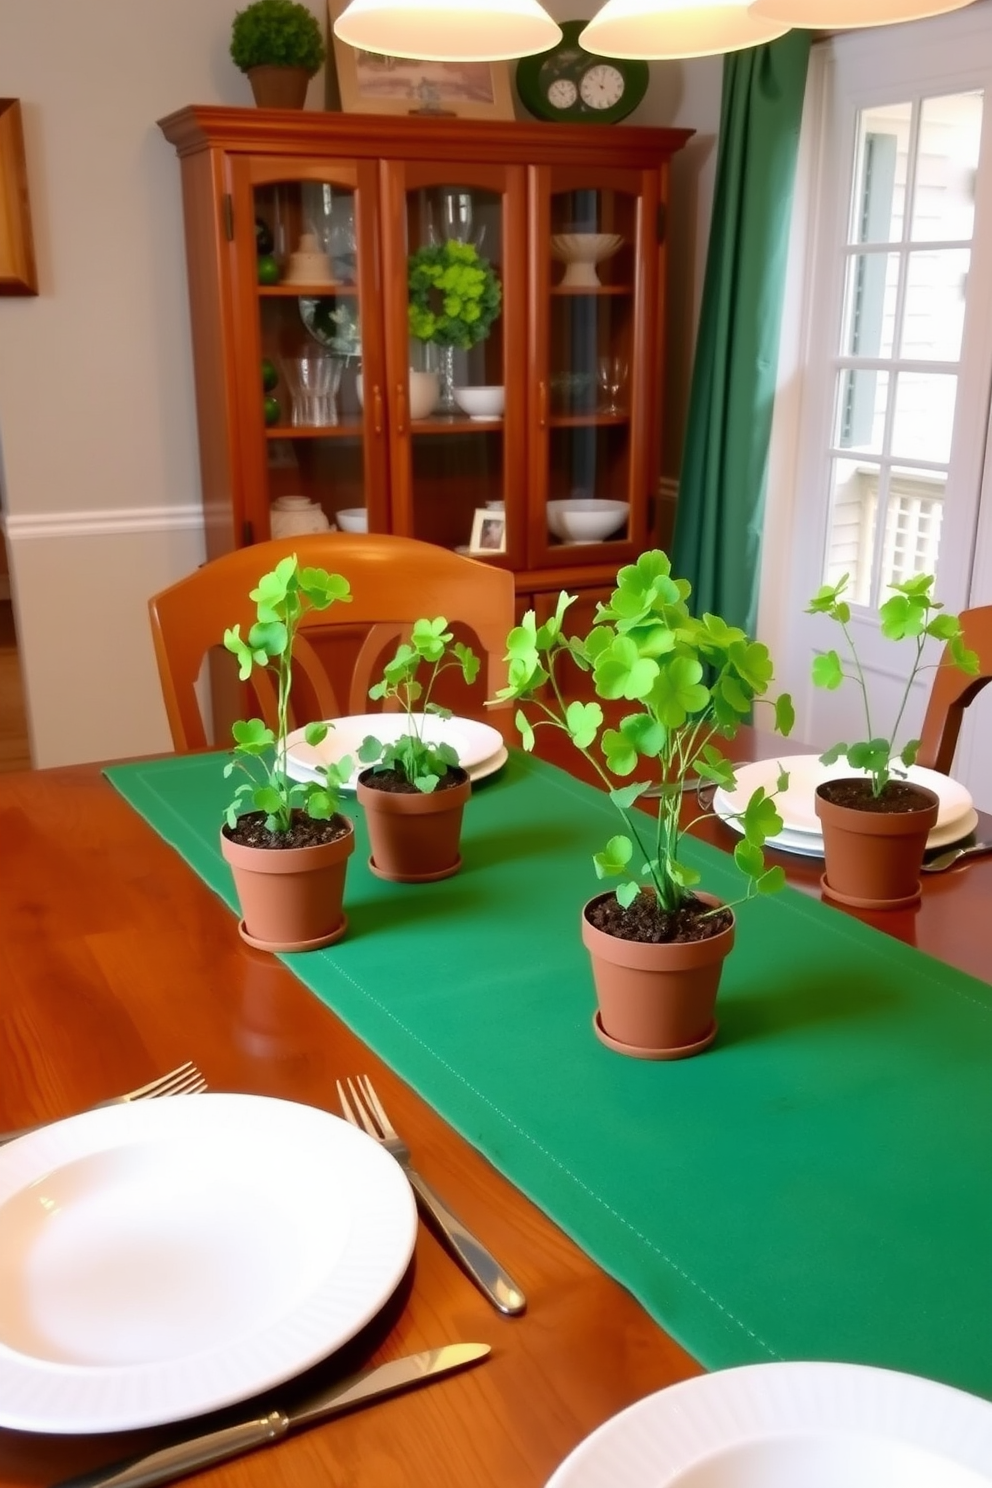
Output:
[223, 556, 353, 832]
[807, 571, 978, 797]
[358, 618, 480, 792]
[497, 551, 796, 915]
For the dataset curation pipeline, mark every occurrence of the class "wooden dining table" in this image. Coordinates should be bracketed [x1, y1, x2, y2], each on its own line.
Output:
[0, 731, 989, 1488]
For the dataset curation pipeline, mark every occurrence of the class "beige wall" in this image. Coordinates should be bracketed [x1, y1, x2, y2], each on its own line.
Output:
[0, 0, 721, 767]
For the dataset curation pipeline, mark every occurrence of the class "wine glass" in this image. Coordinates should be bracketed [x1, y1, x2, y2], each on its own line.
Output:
[598, 355, 629, 413]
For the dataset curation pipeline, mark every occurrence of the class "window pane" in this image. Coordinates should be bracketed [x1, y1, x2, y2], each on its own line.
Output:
[911, 92, 982, 242]
[841, 251, 899, 359]
[881, 469, 946, 588]
[902, 248, 970, 360]
[850, 104, 910, 244]
[835, 368, 889, 452]
[890, 371, 957, 462]
[824, 456, 878, 605]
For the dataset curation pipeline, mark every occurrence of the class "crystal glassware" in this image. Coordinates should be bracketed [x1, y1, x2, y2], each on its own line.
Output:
[598, 355, 629, 414]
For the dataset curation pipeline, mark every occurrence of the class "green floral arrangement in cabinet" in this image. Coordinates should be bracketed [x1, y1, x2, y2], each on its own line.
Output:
[407, 240, 502, 350]
[219, 555, 355, 953]
[229, 0, 326, 108]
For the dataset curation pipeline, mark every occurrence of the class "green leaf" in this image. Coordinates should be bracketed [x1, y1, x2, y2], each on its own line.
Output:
[304, 721, 328, 746]
[610, 782, 647, 810]
[616, 882, 640, 909]
[593, 636, 659, 702]
[652, 654, 709, 727]
[757, 865, 786, 895]
[564, 700, 602, 749]
[775, 693, 796, 736]
[593, 835, 633, 878]
[811, 650, 844, 689]
[515, 709, 535, 752]
[819, 741, 848, 765]
[357, 734, 383, 763]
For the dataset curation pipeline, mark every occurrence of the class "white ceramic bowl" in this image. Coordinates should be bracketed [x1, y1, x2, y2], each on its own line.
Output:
[550, 232, 624, 288]
[547, 498, 629, 544]
[335, 507, 368, 533]
[452, 385, 505, 420]
[356, 371, 438, 421]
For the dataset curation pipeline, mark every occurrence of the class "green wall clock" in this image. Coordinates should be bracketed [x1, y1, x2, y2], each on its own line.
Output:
[515, 20, 649, 126]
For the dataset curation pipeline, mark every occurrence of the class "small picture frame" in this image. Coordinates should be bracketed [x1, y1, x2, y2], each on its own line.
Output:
[468, 508, 506, 556]
[327, 3, 515, 120]
[0, 100, 37, 296]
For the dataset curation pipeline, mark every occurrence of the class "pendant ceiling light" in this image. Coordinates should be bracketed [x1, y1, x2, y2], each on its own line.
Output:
[750, 0, 976, 23]
[580, 0, 789, 58]
[332, 0, 562, 62]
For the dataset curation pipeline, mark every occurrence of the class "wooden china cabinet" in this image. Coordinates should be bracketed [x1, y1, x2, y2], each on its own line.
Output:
[158, 106, 692, 623]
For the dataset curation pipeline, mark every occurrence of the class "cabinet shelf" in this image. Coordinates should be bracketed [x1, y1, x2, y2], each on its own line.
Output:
[265, 422, 361, 439]
[259, 283, 358, 298]
[549, 285, 631, 297]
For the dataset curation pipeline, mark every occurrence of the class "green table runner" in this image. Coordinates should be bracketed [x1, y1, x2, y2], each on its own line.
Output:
[106, 752, 992, 1398]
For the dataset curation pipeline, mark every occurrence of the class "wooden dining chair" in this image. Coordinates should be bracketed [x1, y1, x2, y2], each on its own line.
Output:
[148, 534, 516, 753]
[916, 604, 992, 774]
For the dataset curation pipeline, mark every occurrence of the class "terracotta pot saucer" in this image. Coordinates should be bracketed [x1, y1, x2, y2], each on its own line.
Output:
[238, 914, 348, 953]
[366, 854, 462, 884]
[592, 1010, 718, 1061]
[819, 874, 921, 911]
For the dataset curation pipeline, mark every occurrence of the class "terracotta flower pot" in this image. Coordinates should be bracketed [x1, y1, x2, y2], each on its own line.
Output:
[815, 780, 939, 910]
[220, 816, 354, 951]
[581, 891, 735, 1060]
[246, 65, 311, 109]
[357, 769, 471, 883]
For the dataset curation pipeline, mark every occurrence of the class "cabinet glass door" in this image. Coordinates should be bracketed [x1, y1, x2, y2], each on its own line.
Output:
[380, 162, 526, 565]
[232, 158, 386, 544]
[532, 172, 658, 567]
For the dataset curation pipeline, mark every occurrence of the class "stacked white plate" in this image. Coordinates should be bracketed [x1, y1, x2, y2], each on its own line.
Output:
[282, 713, 508, 791]
[714, 754, 977, 859]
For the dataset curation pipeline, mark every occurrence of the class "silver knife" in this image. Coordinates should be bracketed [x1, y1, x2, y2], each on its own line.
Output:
[53, 1343, 490, 1488]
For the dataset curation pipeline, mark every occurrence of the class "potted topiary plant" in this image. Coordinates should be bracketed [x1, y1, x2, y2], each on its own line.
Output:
[229, 0, 326, 110]
[221, 554, 354, 951]
[807, 571, 978, 909]
[497, 550, 795, 1060]
[356, 618, 481, 883]
[407, 239, 503, 414]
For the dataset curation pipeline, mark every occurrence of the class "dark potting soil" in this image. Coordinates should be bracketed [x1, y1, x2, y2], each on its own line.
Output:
[360, 766, 468, 795]
[818, 778, 935, 815]
[223, 811, 351, 851]
[587, 893, 733, 945]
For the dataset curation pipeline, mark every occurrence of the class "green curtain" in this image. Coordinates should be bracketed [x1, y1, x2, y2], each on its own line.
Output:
[672, 29, 812, 637]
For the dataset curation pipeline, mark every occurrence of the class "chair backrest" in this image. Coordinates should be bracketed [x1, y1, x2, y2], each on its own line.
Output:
[149, 534, 516, 753]
[916, 604, 992, 774]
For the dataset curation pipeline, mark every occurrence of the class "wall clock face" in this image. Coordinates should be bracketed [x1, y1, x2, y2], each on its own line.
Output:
[515, 20, 649, 126]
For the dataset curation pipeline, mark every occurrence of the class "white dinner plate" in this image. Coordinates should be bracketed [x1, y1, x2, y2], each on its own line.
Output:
[545, 1362, 992, 1488]
[283, 713, 507, 791]
[714, 755, 976, 856]
[0, 1094, 417, 1434]
[714, 791, 980, 859]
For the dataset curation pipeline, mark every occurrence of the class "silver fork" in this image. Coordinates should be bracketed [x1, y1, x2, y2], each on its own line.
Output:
[0, 1061, 208, 1147]
[337, 1075, 526, 1316]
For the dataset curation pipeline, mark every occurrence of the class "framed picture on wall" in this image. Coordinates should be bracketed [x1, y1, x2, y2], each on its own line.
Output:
[468, 508, 507, 556]
[0, 100, 37, 296]
[327, 3, 515, 120]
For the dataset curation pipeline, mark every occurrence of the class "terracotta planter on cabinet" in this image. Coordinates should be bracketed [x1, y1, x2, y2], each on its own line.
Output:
[220, 817, 354, 951]
[581, 891, 735, 1060]
[815, 780, 939, 910]
[357, 769, 471, 883]
[247, 65, 311, 109]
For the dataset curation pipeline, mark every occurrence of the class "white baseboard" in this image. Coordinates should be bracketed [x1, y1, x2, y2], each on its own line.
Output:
[4, 505, 204, 541]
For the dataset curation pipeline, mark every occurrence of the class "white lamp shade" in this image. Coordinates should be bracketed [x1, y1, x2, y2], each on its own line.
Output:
[333, 0, 562, 61]
[751, 0, 976, 23]
[580, 0, 789, 58]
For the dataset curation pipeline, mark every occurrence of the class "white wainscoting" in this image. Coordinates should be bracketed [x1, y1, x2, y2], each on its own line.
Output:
[3, 506, 205, 769]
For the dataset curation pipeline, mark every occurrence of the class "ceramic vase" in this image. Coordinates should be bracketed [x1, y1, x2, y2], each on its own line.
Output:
[581, 891, 734, 1060]
[220, 818, 354, 952]
[815, 781, 940, 910]
[357, 769, 471, 883]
